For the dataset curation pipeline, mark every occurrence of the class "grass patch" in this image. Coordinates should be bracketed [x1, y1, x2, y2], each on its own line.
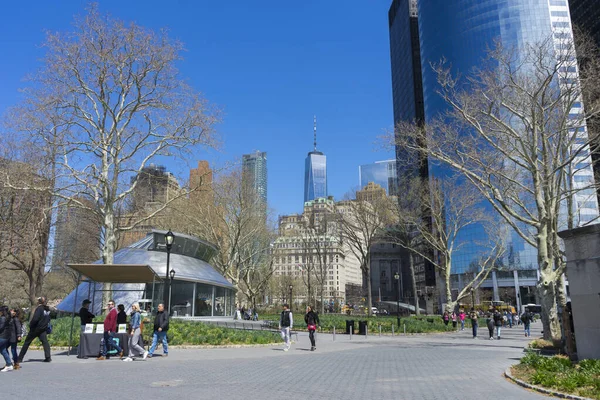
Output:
[528, 338, 562, 350]
[44, 317, 281, 347]
[261, 314, 455, 334]
[512, 353, 600, 399]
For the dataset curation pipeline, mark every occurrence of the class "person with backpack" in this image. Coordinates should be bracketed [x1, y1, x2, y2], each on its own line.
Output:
[304, 306, 320, 351]
[8, 308, 23, 370]
[18, 296, 52, 363]
[469, 309, 478, 339]
[522, 311, 532, 337]
[0, 306, 14, 372]
[279, 304, 293, 351]
[486, 311, 495, 340]
[493, 309, 503, 339]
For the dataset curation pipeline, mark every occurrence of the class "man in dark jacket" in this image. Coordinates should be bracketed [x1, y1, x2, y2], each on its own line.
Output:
[79, 299, 95, 331]
[493, 310, 503, 340]
[148, 303, 169, 358]
[18, 296, 52, 363]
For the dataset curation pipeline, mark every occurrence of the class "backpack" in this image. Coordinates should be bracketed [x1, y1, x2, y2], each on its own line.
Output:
[281, 310, 291, 327]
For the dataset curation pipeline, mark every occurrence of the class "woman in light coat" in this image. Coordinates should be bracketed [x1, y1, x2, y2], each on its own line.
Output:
[123, 303, 148, 361]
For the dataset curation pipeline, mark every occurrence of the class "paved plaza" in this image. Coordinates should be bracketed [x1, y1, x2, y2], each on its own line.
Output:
[4, 322, 548, 400]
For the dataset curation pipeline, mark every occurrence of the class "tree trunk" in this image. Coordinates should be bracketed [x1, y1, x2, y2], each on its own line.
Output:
[410, 252, 420, 315]
[556, 274, 575, 357]
[366, 256, 373, 316]
[102, 210, 117, 306]
[537, 279, 561, 341]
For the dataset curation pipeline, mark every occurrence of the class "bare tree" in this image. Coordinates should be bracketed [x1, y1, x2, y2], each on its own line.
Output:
[385, 177, 505, 312]
[169, 168, 275, 307]
[390, 36, 600, 340]
[4, 5, 219, 304]
[336, 194, 393, 316]
[0, 160, 52, 306]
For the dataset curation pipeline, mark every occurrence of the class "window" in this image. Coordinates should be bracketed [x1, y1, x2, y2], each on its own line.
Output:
[549, 0, 566, 5]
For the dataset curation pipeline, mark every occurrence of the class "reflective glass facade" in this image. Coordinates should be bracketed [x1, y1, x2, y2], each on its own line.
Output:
[359, 160, 398, 196]
[413, 0, 598, 274]
[242, 151, 268, 205]
[304, 151, 327, 202]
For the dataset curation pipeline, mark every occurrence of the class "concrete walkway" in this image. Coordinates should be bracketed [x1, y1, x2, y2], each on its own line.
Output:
[3, 322, 547, 400]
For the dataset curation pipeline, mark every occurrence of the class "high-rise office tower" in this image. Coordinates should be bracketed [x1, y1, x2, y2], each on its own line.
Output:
[242, 151, 268, 205]
[304, 116, 327, 202]
[569, 0, 600, 46]
[359, 160, 398, 196]
[390, 0, 599, 305]
[388, 0, 435, 289]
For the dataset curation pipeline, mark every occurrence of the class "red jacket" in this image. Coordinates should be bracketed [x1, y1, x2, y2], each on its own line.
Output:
[104, 308, 117, 333]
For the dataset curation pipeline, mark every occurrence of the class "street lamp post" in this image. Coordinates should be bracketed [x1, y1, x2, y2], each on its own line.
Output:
[289, 284, 293, 311]
[164, 230, 175, 315]
[169, 269, 176, 315]
[394, 271, 400, 328]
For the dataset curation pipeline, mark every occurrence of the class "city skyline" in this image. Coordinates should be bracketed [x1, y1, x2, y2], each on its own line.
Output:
[0, 1, 394, 217]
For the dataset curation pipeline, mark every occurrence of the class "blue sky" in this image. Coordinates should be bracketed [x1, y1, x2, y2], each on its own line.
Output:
[0, 1, 394, 216]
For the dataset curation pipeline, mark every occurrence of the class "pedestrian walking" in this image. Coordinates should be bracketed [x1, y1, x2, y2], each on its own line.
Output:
[279, 304, 293, 351]
[147, 303, 169, 358]
[304, 306, 320, 351]
[123, 303, 148, 362]
[116, 304, 127, 326]
[493, 309, 503, 339]
[96, 299, 123, 360]
[443, 311, 449, 326]
[18, 296, 52, 363]
[486, 312, 495, 340]
[459, 310, 466, 331]
[8, 308, 23, 370]
[0, 306, 14, 372]
[521, 311, 532, 337]
[469, 309, 478, 339]
[508, 312, 513, 328]
[451, 311, 458, 330]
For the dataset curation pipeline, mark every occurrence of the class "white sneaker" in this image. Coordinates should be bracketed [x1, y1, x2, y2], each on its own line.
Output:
[122, 357, 133, 362]
[283, 347, 289, 352]
[142, 351, 148, 360]
[1, 366, 14, 372]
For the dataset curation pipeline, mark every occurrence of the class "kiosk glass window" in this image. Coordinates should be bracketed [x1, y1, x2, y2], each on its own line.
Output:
[214, 287, 226, 316]
[170, 281, 194, 317]
[195, 283, 213, 316]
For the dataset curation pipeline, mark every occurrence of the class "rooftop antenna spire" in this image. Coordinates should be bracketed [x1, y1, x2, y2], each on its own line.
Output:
[313, 115, 317, 152]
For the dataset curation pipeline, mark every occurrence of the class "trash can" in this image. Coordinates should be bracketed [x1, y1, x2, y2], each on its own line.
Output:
[345, 320, 355, 334]
[358, 320, 368, 335]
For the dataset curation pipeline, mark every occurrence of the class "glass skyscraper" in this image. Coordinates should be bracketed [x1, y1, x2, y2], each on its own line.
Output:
[304, 151, 327, 202]
[304, 116, 327, 202]
[359, 160, 398, 196]
[390, 0, 598, 304]
[242, 151, 267, 205]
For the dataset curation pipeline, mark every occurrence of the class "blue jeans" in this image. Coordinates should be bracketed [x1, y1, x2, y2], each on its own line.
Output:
[524, 323, 531, 337]
[460, 320, 465, 330]
[10, 342, 18, 364]
[496, 326, 502, 338]
[149, 331, 168, 355]
[0, 338, 12, 367]
[102, 331, 122, 356]
[472, 321, 478, 337]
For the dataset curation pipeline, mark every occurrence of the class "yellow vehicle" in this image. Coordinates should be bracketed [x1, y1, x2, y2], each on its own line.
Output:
[480, 301, 516, 314]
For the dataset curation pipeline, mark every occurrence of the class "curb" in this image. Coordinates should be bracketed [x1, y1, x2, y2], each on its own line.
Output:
[504, 366, 592, 400]
[29, 343, 282, 351]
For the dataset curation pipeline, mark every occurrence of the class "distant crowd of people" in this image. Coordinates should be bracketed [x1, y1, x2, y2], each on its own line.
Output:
[442, 308, 535, 340]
